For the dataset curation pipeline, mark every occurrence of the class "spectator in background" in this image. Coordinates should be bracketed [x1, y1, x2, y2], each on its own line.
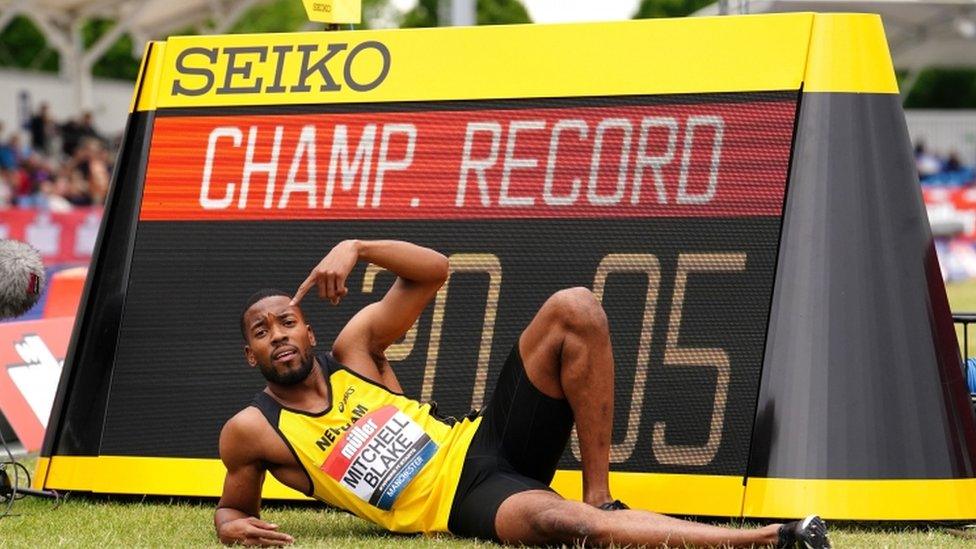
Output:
[30, 173, 73, 212]
[26, 102, 56, 156]
[15, 152, 54, 200]
[1, 105, 124, 209]
[60, 111, 102, 158]
[64, 168, 93, 207]
[0, 123, 11, 208]
[915, 141, 943, 178]
[0, 126, 19, 171]
[914, 140, 976, 187]
[946, 151, 963, 172]
[68, 138, 111, 204]
[0, 124, 17, 208]
[0, 176, 10, 207]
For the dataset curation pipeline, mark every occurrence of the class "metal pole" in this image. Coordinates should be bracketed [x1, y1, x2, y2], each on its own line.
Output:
[69, 18, 88, 112]
[965, 322, 969, 371]
[451, 0, 476, 26]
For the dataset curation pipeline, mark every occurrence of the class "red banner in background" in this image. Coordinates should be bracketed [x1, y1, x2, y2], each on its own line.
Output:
[0, 208, 102, 265]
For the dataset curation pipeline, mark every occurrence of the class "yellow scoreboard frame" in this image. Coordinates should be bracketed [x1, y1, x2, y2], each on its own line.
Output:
[35, 13, 976, 521]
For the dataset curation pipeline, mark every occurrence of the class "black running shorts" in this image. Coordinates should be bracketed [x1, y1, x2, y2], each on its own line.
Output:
[447, 342, 575, 541]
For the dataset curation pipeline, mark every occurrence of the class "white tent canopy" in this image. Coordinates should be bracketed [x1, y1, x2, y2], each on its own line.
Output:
[0, 0, 273, 110]
[697, 0, 976, 74]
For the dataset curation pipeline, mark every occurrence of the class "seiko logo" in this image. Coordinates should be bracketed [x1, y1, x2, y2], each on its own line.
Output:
[170, 41, 391, 96]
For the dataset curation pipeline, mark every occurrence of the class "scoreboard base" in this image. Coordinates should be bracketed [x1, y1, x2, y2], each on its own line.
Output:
[35, 455, 976, 520]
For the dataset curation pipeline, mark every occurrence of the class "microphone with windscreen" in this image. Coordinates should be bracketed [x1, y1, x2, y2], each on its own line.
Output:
[0, 239, 45, 320]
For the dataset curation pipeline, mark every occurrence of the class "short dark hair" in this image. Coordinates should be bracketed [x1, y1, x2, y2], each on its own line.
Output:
[240, 288, 290, 339]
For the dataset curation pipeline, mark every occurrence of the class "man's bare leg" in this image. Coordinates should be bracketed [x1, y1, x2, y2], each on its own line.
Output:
[518, 287, 615, 506]
[496, 490, 781, 548]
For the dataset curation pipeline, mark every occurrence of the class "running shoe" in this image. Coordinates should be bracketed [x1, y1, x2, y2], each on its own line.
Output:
[777, 515, 831, 548]
[597, 500, 629, 511]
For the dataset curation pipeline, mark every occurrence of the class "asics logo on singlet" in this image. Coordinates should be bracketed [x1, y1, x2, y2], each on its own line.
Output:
[338, 386, 355, 412]
[315, 403, 368, 451]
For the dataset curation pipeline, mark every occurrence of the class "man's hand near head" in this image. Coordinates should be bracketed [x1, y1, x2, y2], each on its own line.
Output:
[291, 239, 450, 310]
[292, 239, 360, 306]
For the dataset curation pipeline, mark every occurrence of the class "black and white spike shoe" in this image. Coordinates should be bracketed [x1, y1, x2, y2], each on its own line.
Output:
[777, 515, 831, 548]
[597, 499, 630, 511]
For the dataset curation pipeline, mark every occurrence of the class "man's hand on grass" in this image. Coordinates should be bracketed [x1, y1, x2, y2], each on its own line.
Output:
[218, 516, 294, 546]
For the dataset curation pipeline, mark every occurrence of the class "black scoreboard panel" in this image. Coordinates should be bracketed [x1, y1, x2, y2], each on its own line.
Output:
[97, 92, 797, 478]
[102, 217, 781, 475]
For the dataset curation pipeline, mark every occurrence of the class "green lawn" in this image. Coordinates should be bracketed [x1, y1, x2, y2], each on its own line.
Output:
[2, 491, 975, 548]
[4, 282, 976, 547]
[2, 457, 976, 547]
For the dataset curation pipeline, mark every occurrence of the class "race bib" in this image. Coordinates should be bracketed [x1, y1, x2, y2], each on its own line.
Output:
[320, 404, 439, 510]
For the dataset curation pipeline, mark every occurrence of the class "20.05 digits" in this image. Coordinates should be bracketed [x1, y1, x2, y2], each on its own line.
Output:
[361, 252, 746, 468]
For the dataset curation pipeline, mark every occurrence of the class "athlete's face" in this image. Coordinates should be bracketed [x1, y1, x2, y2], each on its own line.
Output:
[243, 296, 317, 386]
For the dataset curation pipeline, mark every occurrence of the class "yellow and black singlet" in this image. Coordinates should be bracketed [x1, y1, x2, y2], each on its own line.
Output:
[251, 352, 481, 534]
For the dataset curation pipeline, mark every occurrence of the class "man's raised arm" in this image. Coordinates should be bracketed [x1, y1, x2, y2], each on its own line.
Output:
[292, 240, 449, 354]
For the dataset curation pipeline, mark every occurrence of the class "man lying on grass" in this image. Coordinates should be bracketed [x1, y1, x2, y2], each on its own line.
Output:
[215, 239, 830, 548]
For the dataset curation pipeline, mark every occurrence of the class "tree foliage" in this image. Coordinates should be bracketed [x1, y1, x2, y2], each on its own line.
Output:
[905, 68, 976, 109]
[85, 19, 141, 81]
[477, 0, 531, 25]
[0, 16, 59, 73]
[400, 0, 438, 27]
[402, 0, 530, 28]
[229, 0, 310, 33]
[0, 16, 141, 80]
[632, 0, 712, 19]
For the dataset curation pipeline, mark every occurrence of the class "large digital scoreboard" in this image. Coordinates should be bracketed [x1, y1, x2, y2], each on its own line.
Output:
[124, 93, 795, 473]
[37, 14, 976, 520]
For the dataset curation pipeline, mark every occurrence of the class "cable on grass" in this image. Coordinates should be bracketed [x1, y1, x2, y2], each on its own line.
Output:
[0, 421, 24, 519]
[0, 421, 62, 518]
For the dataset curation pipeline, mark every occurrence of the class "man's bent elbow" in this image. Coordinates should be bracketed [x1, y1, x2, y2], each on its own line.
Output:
[434, 254, 450, 285]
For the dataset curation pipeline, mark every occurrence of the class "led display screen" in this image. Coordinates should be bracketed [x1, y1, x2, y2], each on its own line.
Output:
[101, 92, 796, 477]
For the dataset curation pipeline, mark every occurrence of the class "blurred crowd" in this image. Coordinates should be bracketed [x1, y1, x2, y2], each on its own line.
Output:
[0, 103, 118, 211]
[916, 141, 976, 187]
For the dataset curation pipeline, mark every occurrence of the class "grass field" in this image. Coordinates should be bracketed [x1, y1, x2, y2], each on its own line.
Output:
[3, 480, 975, 548]
[4, 283, 976, 547]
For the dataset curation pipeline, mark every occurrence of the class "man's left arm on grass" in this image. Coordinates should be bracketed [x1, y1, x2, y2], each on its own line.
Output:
[214, 412, 295, 546]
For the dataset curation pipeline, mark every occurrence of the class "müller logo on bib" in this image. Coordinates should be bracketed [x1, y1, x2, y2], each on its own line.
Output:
[321, 404, 439, 510]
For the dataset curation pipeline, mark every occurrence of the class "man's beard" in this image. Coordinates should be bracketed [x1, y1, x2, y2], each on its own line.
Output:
[259, 349, 315, 386]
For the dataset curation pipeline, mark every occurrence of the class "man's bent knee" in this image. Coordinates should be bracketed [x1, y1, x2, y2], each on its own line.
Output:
[548, 287, 609, 334]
